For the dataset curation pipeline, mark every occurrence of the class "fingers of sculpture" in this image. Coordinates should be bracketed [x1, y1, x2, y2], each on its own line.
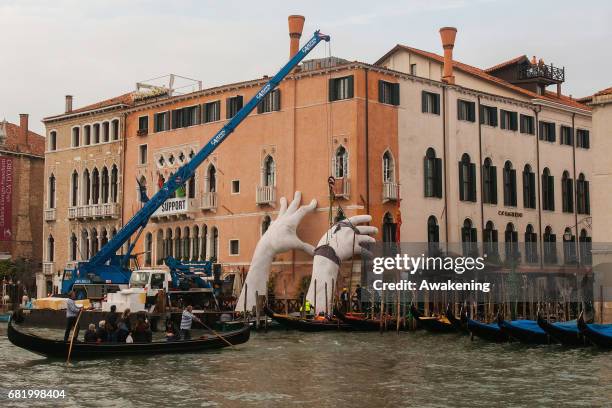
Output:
[319, 216, 378, 261]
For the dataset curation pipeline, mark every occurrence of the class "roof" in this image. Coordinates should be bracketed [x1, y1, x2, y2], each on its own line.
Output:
[43, 92, 135, 122]
[484, 55, 529, 73]
[594, 87, 612, 97]
[0, 120, 45, 156]
[375, 45, 590, 111]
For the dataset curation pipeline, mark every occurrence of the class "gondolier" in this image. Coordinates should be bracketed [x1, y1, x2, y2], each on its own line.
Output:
[180, 305, 203, 340]
[64, 291, 83, 342]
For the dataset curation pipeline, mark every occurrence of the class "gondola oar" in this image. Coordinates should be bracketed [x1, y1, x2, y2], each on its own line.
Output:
[66, 307, 84, 365]
[195, 318, 234, 347]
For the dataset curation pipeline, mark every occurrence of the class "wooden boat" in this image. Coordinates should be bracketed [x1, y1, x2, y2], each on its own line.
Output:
[467, 318, 508, 342]
[578, 312, 612, 349]
[536, 313, 584, 347]
[263, 306, 350, 332]
[410, 305, 457, 333]
[334, 308, 399, 331]
[497, 315, 549, 345]
[445, 306, 467, 333]
[7, 316, 250, 359]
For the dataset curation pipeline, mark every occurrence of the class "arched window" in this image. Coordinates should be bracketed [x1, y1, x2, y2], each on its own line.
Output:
[523, 164, 536, 209]
[93, 123, 100, 144]
[461, 218, 477, 256]
[579, 228, 592, 265]
[459, 153, 476, 202]
[102, 121, 110, 143]
[561, 170, 573, 213]
[92, 168, 100, 205]
[483, 221, 498, 258]
[188, 175, 196, 199]
[91, 229, 99, 256]
[504, 222, 518, 261]
[101, 167, 109, 204]
[543, 226, 557, 264]
[210, 227, 219, 261]
[503, 161, 517, 207]
[525, 224, 538, 263]
[81, 229, 90, 260]
[563, 227, 576, 264]
[383, 151, 395, 183]
[48, 174, 56, 209]
[382, 212, 397, 244]
[263, 156, 276, 187]
[166, 228, 173, 258]
[542, 168, 554, 211]
[145, 232, 153, 267]
[111, 119, 119, 141]
[427, 216, 439, 250]
[82, 169, 91, 205]
[424, 148, 442, 198]
[482, 158, 497, 204]
[262, 215, 272, 236]
[84, 125, 91, 145]
[69, 233, 77, 261]
[47, 235, 55, 262]
[334, 146, 348, 179]
[70, 170, 79, 207]
[111, 165, 118, 203]
[72, 127, 80, 147]
[576, 173, 590, 215]
[175, 227, 182, 259]
[183, 227, 190, 261]
[156, 229, 164, 265]
[206, 164, 216, 193]
[200, 225, 208, 260]
[49, 131, 57, 151]
[192, 226, 200, 261]
[101, 228, 108, 248]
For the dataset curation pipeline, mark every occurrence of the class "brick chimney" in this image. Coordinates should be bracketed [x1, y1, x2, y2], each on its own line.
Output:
[19, 113, 29, 145]
[288, 15, 305, 58]
[65, 95, 73, 113]
[439, 27, 457, 84]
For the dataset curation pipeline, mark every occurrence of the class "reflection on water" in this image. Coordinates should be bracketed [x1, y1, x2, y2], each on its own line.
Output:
[0, 325, 611, 407]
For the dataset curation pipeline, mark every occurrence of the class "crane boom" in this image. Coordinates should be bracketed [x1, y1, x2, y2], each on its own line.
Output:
[65, 30, 330, 293]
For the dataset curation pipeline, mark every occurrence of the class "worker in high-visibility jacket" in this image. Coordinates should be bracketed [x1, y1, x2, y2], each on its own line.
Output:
[300, 300, 313, 316]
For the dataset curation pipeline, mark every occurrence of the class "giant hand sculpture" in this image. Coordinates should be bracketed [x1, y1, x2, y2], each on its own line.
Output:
[306, 215, 377, 314]
[235, 192, 316, 312]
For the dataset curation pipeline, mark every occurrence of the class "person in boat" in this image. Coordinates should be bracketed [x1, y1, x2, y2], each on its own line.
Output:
[165, 319, 178, 342]
[300, 300, 313, 317]
[180, 305, 203, 340]
[64, 291, 83, 342]
[84, 323, 98, 343]
[106, 305, 118, 331]
[132, 312, 152, 343]
[340, 288, 349, 312]
[96, 320, 108, 343]
[314, 311, 327, 321]
[354, 285, 362, 311]
[116, 309, 131, 343]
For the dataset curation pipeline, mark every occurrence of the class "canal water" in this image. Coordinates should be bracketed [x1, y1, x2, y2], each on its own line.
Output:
[0, 325, 610, 407]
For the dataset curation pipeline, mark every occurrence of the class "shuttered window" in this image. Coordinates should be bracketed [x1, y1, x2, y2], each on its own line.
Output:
[458, 154, 476, 202]
[520, 114, 535, 134]
[257, 89, 281, 113]
[560, 126, 573, 146]
[226, 95, 243, 119]
[523, 165, 536, 209]
[503, 161, 517, 206]
[576, 129, 590, 148]
[422, 91, 440, 115]
[457, 99, 476, 122]
[153, 111, 169, 132]
[203, 101, 221, 123]
[482, 159, 497, 204]
[542, 168, 555, 211]
[479, 105, 498, 127]
[561, 172, 573, 213]
[378, 80, 400, 105]
[329, 76, 354, 101]
[500, 110, 518, 131]
[171, 105, 200, 129]
[424, 148, 442, 198]
[539, 121, 556, 142]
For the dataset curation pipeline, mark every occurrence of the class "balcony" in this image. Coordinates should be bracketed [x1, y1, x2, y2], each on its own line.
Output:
[66, 261, 78, 270]
[518, 63, 564, 84]
[332, 178, 350, 199]
[383, 182, 400, 202]
[137, 128, 148, 137]
[201, 192, 217, 211]
[44, 208, 57, 222]
[68, 203, 120, 220]
[151, 197, 196, 221]
[256, 185, 276, 205]
[42, 262, 54, 275]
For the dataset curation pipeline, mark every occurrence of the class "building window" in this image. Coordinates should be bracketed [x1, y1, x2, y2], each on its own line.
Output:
[81, 230, 90, 260]
[138, 116, 149, 133]
[579, 229, 592, 265]
[378, 81, 400, 106]
[525, 224, 538, 263]
[561, 171, 574, 213]
[479, 105, 498, 127]
[482, 158, 497, 205]
[229, 239, 240, 256]
[71, 127, 80, 147]
[71, 170, 79, 207]
[576, 129, 590, 149]
[262, 215, 272, 235]
[263, 156, 276, 187]
[111, 165, 118, 203]
[543, 226, 557, 264]
[82, 170, 91, 205]
[172, 105, 200, 129]
[333, 146, 348, 179]
[257, 89, 281, 113]
[102, 121, 110, 143]
[101, 167, 109, 203]
[563, 227, 577, 265]
[200, 225, 208, 261]
[503, 161, 517, 207]
[576, 173, 590, 214]
[523, 164, 536, 209]
[48, 174, 56, 209]
[210, 227, 219, 262]
[206, 164, 216, 193]
[457, 100, 476, 122]
[500, 110, 518, 131]
[483, 221, 498, 259]
[542, 168, 555, 211]
[92, 168, 100, 205]
[410, 64, 417, 75]
[560, 126, 573, 146]
[520, 114, 535, 135]
[504, 223, 519, 261]
[424, 148, 442, 198]
[458, 153, 476, 202]
[231, 180, 240, 194]
[226, 96, 243, 119]
[91, 229, 99, 256]
[83, 125, 91, 145]
[49, 131, 57, 151]
[461, 219, 477, 257]
[203, 101, 221, 123]
[539, 121, 556, 142]
[47, 235, 55, 262]
[329, 76, 354, 101]
[93, 123, 100, 144]
[138, 175, 147, 203]
[111, 119, 119, 140]
[187, 176, 196, 199]
[427, 216, 439, 253]
[139, 144, 147, 165]
[382, 213, 397, 244]
[382, 151, 395, 183]
[421, 91, 440, 115]
[154, 111, 169, 132]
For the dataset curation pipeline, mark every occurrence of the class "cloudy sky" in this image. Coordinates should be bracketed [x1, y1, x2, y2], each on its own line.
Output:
[1, 0, 611, 134]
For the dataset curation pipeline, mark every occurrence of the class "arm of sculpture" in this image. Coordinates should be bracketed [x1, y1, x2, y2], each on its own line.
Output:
[235, 192, 316, 312]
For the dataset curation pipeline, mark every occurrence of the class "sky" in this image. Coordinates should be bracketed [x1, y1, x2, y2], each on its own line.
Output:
[1, 0, 611, 134]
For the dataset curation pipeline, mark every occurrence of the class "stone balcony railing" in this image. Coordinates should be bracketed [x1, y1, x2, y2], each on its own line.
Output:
[383, 182, 400, 202]
[200, 192, 218, 211]
[151, 197, 196, 221]
[44, 208, 57, 222]
[42, 262, 54, 275]
[68, 203, 120, 220]
[256, 185, 276, 205]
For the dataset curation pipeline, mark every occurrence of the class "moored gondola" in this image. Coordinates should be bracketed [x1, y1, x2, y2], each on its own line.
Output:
[578, 312, 612, 349]
[445, 305, 467, 333]
[497, 315, 549, 345]
[537, 313, 584, 347]
[7, 316, 250, 359]
[467, 318, 508, 342]
[263, 306, 349, 332]
[410, 305, 457, 333]
[334, 308, 399, 331]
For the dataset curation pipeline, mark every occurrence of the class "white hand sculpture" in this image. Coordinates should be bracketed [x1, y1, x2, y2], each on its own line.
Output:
[235, 192, 317, 312]
[307, 215, 377, 314]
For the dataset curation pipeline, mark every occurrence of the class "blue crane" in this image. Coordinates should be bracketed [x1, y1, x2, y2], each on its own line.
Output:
[61, 30, 331, 294]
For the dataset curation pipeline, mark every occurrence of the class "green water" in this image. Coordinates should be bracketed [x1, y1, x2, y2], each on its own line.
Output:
[0, 325, 610, 407]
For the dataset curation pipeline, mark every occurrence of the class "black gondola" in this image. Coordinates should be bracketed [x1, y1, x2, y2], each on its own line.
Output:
[536, 313, 584, 347]
[445, 305, 467, 333]
[334, 308, 399, 331]
[7, 317, 250, 359]
[467, 318, 508, 342]
[578, 312, 612, 349]
[497, 315, 549, 345]
[410, 305, 457, 333]
[264, 306, 350, 332]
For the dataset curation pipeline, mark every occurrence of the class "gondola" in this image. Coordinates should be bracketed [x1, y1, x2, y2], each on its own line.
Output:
[467, 318, 508, 342]
[497, 315, 549, 345]
[263, 306, 350, 332]
[410, 305, 457, 333]
[537, 313, 584, 347]
[445, 305, 467, 333]
[7, 316, 250, 359]
[334, 308, 400, 331]
[578, 312, 612, 349]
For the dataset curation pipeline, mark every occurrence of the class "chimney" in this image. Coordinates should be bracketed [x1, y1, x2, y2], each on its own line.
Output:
[65, 95, 73, 113]
[439, 27, 457, 85]
[19, 113, 29, 145]
[288, 15, 305, 58]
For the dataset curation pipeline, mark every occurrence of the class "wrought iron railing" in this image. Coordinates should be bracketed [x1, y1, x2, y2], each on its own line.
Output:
[518, 63, 564, 82]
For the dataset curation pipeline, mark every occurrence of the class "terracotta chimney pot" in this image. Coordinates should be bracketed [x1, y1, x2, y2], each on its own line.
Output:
[288, 15, 305, 58]
[439, 27, 457, 84]
[19, 113, 29, 145]
[65, 95, 73, 113]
